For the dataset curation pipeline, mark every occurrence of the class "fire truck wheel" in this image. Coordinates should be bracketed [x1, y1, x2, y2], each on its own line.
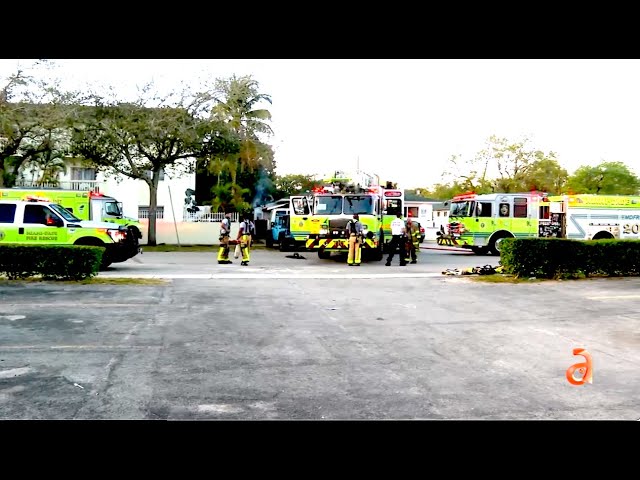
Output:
[378, 229, 385, 255]
[75, 237, 110, 269]
[278, 233, 288, 251]
[592, 231, 614, 240]
[372, 233, 384, 261]
[488, 232, 513, 256]
[128, 226, 142, 241]
[318, 249, 331, 259]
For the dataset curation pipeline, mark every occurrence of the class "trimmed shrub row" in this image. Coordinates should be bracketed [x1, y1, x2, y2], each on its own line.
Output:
[500, 238, 640, 279]
[0, 244, 104, 280]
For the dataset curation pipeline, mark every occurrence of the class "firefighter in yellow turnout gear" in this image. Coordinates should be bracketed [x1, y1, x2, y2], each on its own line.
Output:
[404, 213, 420, 264]
[217, 212, 233, 264]
[237, 215, 255, 266]
[346, 214, 364, 266]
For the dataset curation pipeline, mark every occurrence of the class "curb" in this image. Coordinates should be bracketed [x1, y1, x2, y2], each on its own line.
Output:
[419, 245, 474, 253]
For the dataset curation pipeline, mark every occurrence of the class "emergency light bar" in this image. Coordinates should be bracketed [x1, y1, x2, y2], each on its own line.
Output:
[23, 195, 51, 202]
[384, 191, 402, 197]
[453, 192, 476, 200]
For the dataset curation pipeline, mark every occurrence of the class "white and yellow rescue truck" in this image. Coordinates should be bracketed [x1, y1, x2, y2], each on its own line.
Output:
[445, 192, 640, 255]
[0, 188, 143, 244]
[289, 174, 404, 260]
[0, 199, 141, 269]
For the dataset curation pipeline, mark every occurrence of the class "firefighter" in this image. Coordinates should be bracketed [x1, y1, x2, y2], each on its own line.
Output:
[217, 212, 233, 264]
[404, 212, 420, 264]
[346, 213, 364, 266]
[237, 215, 254, 266]
[385, 212, 407, 266]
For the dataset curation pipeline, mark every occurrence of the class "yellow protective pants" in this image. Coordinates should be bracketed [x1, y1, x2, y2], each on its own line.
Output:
[347, 234, 361, 265]
[217, 234, 230, 262]
[405, 240, 418, 262]
[239, 234, 251, 264]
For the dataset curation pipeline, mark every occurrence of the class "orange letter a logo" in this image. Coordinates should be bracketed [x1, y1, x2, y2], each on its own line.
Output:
[566, 348, 593, 386]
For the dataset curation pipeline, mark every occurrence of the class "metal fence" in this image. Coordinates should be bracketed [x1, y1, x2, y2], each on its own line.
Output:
[183, 211, 239, 222]
[14, 180, 102, 192]
[138, 207, 165, 220]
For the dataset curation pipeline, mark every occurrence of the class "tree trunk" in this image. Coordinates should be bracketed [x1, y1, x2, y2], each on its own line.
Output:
[146, 170, 161, 246]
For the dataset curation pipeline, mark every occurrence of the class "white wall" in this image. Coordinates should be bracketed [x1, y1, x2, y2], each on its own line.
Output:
[138, 219, 241, 245]
[433, 209, 449, 231]
[99, 172, 196, 222]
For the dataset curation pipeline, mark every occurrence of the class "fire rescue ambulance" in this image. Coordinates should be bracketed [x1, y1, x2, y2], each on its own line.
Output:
[0, 198, 140, 269]
[445, 191, 640, 255]
[289, 171, 404, 260]
[0, 188, 143, 242]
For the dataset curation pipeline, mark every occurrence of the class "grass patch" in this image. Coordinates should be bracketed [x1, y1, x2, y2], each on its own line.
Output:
[467, 274, 544, 283]
[0, 276, 168, 285]
[467, 274, 639, 283]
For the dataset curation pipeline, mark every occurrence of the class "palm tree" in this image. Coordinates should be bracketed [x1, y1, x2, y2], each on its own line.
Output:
[210, 75, 273, 176]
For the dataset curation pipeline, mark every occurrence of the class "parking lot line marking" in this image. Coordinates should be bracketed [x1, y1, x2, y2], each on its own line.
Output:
[587, 295, 640, 300]
[97, 273, 444, 279]
[0, 303, 154, 307]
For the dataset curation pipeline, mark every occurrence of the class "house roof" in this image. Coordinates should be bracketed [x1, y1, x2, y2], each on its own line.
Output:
[403, 190, 442, 202]
[260, 199, 290, 211]
[431, 202, 449, 210]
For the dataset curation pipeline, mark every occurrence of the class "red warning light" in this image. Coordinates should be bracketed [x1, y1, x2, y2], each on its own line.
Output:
[453, 192, 476, 200]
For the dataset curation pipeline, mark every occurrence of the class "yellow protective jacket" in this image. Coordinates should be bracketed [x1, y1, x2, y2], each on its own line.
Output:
[406, 220, 421, 246]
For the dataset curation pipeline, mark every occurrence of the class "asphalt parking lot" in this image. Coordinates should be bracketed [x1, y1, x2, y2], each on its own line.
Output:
[98, 243, 478, 278]
[1, 247, 638, 420]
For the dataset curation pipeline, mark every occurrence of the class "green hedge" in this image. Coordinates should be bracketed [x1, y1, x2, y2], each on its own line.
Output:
[500, 238, 640, 279]
[0, 245, 104, 281]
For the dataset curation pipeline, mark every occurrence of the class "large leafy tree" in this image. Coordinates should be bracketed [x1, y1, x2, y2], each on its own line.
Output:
[520, 157, 568, 194]
[443, 136, 562, 194]
[566, 161, 640, 194]
[272, 174, 320, 199]
[70, 101, 239, 245]
[0, 62, 73, 187]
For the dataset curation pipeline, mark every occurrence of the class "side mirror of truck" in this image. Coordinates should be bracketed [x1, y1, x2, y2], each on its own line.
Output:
[46, 217, 64, 227]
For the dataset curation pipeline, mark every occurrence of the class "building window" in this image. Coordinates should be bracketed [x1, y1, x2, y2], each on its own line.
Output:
[70, 167, 96, 181]
[69, 167, 97, 191]
[138, 206, 164, 219]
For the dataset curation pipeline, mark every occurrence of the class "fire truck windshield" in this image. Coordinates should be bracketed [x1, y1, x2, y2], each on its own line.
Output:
[450, 200, 474, 217]
[315, 196, 342, 215]
[105, 201, 122, 216]
[344, 195, 374, 215]
[50, 203, 81, 222]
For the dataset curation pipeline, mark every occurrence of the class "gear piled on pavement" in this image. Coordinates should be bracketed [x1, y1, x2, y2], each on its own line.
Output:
[442, 264, 504, 276]
[286, 252, 306, 259]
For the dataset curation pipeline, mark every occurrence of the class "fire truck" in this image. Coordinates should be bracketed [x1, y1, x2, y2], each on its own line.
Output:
[289, 171, 404, 260]
[444, 191, 640, 255]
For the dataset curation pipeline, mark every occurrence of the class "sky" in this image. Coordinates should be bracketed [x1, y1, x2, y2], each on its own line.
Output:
[2, 58, 640, 190]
